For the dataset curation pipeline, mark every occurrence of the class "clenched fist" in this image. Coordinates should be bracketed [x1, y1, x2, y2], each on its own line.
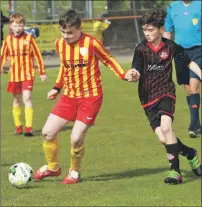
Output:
[125, 69, 140, 82]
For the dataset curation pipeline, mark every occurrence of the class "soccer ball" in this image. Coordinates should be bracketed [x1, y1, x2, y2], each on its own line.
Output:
[8, 162, 33, 188]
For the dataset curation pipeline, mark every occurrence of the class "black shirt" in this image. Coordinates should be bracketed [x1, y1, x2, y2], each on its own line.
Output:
[132, 38, 191, 107]
[1, 11, 9, 43]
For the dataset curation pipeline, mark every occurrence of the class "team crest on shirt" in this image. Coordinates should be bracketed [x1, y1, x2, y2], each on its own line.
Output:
[192, 19, 198, 25]
[159, 50, 169, 60]
[80, 47, 88, 56]
[23, 40, 29, 45]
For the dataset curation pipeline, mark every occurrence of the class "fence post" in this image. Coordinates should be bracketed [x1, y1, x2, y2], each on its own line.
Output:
[9, 0, 16, 15]
[32, 0, 37, 20]
[51, 0, 55, 20]
[88, 0, 94, 19]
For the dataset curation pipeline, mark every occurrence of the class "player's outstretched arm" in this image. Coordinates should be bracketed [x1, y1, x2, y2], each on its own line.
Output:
[93, 39, 126, 80]
[125, 69, 140, 82]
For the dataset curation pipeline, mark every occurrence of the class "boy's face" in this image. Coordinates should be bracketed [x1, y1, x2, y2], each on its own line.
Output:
[10, 21, 24, 36]
[60, 25, 81, 44]
[142, 24, 164, 43]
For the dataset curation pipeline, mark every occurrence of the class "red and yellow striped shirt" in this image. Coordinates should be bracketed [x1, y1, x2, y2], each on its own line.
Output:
[1, 32, 45, 82]
[55, 33, 126, 98]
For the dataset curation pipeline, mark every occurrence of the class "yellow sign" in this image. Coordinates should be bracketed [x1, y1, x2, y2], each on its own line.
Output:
[31, 20, 110, 52]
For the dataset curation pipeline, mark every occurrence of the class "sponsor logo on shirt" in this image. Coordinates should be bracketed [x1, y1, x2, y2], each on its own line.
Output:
[147, 64, 164, 71]
[64, 60, 88, 69]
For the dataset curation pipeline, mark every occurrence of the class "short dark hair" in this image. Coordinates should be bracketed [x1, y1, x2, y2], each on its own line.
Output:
[140, 9, 166, 28]
[59, 9, 81, 29]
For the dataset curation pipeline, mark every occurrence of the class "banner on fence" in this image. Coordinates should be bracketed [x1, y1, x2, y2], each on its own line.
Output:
[31, 20, 110, 52]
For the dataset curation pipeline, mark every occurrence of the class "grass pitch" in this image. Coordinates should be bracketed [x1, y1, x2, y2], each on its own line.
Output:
[1, 63, 201, 206]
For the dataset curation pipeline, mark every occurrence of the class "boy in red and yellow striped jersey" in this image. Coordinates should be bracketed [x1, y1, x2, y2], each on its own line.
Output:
[33, 10, 137, 184]
[1, 13, 47, 136]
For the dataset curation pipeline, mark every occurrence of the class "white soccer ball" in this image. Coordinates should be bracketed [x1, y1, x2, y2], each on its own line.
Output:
[8, 162, 33, 188]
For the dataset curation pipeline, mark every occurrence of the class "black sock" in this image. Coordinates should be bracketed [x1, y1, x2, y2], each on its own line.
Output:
[177, 138, 195, 160]
[165, 143, 181, 174]
[189, 93, 200, 130]
[195, 94, 201, 129]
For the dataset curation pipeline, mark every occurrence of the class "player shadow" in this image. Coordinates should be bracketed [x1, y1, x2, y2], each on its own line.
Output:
[32, 168, 200, 184]
[82, 167, 168, 182]
[32, 129, 42, 136]
[1, 163, 14, 167]
[82, 168, 199, 183]
[16, 185, 42, 189]
[180, 169, 201, 184]
[61, 125, 73, 131]
[32, 126, 73, 136]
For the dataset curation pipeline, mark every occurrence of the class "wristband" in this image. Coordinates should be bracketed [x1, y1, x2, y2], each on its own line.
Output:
[53, 87, 61, 93]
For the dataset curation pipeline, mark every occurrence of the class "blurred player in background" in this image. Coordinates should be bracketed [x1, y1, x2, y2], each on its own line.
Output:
[131, 9, 201, 184]
[164, 0, 202, 138]
[1, 13, 47, 136]
[1, 10, 9, 46]
[81, 19, 111, 43]
[33, 9, 136, 184]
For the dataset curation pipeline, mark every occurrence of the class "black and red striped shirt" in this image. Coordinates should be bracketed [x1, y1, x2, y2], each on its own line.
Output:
[132, 38, 191, 108]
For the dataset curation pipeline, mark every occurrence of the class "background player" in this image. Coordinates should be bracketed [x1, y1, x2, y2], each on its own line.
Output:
[1, 13, 47, 136]
[164, 0, 202, 138]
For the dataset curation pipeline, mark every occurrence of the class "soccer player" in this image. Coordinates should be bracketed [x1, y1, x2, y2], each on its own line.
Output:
[33, 9, 136, 184]
[1, 13, 47, 136]
[163, 0, 201, 138]
[131, 9, 202, 184]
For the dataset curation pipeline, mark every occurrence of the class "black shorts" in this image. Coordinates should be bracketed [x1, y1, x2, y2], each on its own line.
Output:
[174, 46, 202, 84]
[144, 96, 176, 131]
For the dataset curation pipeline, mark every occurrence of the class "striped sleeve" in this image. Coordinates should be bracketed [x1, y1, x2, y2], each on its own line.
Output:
[55, 39, 59, 54]
[93, 39, 126, 79]
[30, 36, 45, 75]
[54, 39, 64, 89]
[0, 40, 9, 73]
[55, 65, 64, 89]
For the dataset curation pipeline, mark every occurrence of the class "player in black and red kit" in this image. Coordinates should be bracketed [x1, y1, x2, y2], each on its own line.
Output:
[131, 9, 202, 184]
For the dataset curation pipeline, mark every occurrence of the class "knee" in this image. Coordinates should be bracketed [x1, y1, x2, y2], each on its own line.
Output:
[13, 97, 21, 105]
[189, 83, 200, 94]
[189, 89, 200, 94]
[42, 127, 55, 142]
[159, 139, 166, 145]
[23, 95, 32, 104]
[71, 135, 84, 148]
[160, 125, 172, 136]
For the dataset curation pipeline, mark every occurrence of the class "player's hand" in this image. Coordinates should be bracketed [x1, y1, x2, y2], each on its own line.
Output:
[47, 89, 59, 100]
[125, 69, 140, 82]
[40, 74, 47, 82]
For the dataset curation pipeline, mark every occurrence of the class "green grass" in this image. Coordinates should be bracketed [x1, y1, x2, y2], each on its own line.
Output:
[1, 63, 201, 206]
